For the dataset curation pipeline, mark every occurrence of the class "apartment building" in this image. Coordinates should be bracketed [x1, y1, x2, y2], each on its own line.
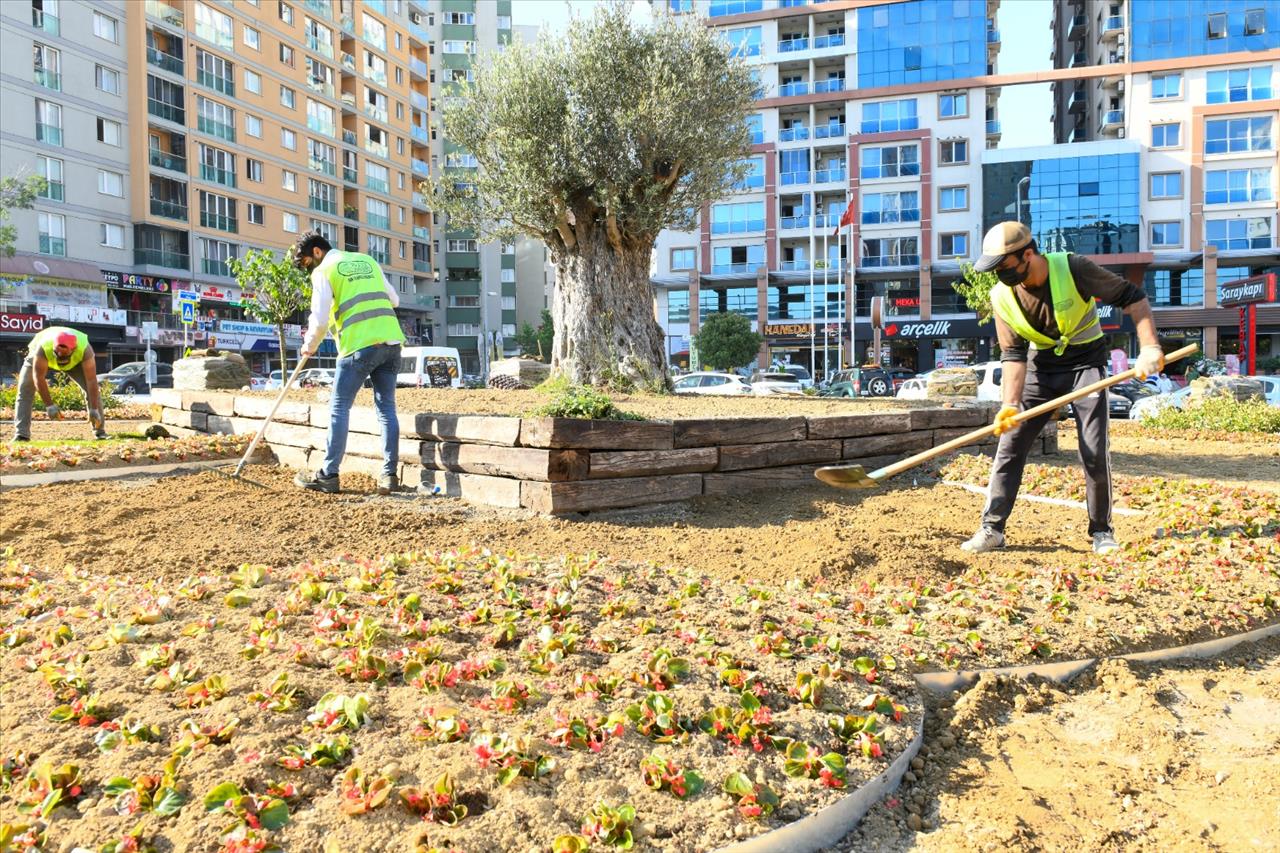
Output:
[651, 0, 1005, 374]
[1047, 0, 1280, 363]
[1, 0, 435, 374]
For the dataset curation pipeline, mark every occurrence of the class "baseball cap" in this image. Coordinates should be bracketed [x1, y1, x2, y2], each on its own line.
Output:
[974, 221, 1032, 272]
[55, 331, 77, 350]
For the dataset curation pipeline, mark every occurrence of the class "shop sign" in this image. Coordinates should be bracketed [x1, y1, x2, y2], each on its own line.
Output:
[891, 296, 920, 309]
[884, 320, 954, 339]
[219, 320, 276, 336]
[1157, 327, 1203, 339]
[1219, 273, 1276, 308]
[764, 322, 840, 337]
[0, 311, 45, 335]
[197, 284, 241, 303]
[37, 304, 126, 326]
[3, 274, 106, 308]
[101, 270, 179, 293]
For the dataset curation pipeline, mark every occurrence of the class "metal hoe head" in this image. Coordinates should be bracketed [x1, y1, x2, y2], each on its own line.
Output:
[814, 464, 882, 489]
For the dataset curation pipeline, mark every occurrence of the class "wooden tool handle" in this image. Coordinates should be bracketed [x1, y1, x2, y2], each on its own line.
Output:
[232, 354, 312, 477]
[867, 343, 1200, 482]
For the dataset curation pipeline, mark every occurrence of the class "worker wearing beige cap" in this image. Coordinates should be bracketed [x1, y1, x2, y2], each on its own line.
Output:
[961, 222, 1164, 556]
[11, 325, 107, 441]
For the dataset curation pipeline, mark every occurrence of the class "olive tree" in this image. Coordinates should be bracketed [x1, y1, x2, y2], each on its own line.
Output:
[427, 3, 757, 390]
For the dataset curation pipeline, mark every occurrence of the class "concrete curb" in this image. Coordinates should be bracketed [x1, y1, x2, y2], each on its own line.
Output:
[0, 457, 248, 490]
[712, 619, 1280, 853]
[941, 479, 1147, 516]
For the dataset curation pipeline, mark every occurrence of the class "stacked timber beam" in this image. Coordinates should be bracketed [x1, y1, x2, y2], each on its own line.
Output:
[151, 390, 1056, 514]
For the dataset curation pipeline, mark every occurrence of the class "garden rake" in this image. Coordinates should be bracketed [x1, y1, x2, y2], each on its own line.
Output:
[814, 343, 1200, 489]
[216, 355, 312, 487]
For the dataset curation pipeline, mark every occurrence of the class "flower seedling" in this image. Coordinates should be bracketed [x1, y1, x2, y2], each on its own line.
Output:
[782, 742, 847, 788]
[552, 835, 590, 853]
[18, 761, 85, 817]
[248, 672, 304, 713]
[102, 757, 186, 816]
[173, 717, 239, 755]
[751, 623, 793, 658]
[546, 710, 626, 753]
[0, 821, 47, 852]
[338, 767, 394, 815]
[828, 713, 885, 759]
[95, 822, 159, 853]
[49, 693, 113, 726]
[723, 772, 781, 820]
[305, 692, 371, 732]
[639, 647, 690, 691]
[697, 691, 774, 752]
[204, 782, 289, 841]
[411, 706, 470, 744]
[471, 732, 555, 786]
[526, 623, 581, 674]
[182, 674, 229, 708]
[478, 679, 534, 714]
[399, 772, 468, 825]
[230, 564, 270, 589]
[580, 801, 636, 849]
[625, 692, 691, 743]
[136, 644, 175, 670]
[277, 734, 352, 770]
[146, 660, 202, 693]
[639, 755, 704, 800]
[573, 671, 623, 701]
[333, 647, 389, 683]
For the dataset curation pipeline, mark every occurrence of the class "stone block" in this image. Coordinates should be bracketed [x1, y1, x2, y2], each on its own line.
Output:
[521, 474, 703, 514]
[672, 417, 807, 447]
[412, 413, 522, 445]
[806, 412, 912, 439]
[519, 417, 674, 450]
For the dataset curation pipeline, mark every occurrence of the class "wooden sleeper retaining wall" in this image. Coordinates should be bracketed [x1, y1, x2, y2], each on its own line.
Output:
[150, 390, 1055, 514]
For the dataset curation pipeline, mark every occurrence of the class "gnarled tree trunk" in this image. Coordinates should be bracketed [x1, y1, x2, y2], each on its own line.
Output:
[551, 226, 669, 390]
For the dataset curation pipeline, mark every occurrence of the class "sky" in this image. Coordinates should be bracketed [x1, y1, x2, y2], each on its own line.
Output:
[513, 0, 1056, 148]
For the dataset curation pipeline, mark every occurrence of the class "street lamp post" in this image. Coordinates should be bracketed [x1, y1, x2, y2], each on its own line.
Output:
[1016, 176, 1031, 224]
[480, 289, 499, 383]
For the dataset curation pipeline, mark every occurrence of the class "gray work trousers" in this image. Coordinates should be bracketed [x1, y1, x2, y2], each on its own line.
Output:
[12, 355, 91, 439]
[981, 364, 1113, 536]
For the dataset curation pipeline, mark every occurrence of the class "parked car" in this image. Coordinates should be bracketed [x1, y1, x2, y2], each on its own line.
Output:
[896, 375, 928, 400]
[397, 346, 463, 388]
[885, 367, 917, 391]
[1131, 375, 1280, 420]
[748, 371, 804, 395]
[298, 368, 336, 388]
[822, 366, 895, 398]
[98, 362, 173, 395]
[779, 365, 814, 390]
[248, 374, 269, 391]
[671, 371, 753, 396]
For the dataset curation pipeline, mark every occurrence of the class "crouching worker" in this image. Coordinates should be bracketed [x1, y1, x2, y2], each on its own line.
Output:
[12, 326, 107, 441]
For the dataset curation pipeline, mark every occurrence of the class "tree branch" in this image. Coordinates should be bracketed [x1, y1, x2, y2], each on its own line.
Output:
[605, 210, 623, 253]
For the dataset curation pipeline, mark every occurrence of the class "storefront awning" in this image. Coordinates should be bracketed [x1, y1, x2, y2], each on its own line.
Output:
[0, 254, 103, 283]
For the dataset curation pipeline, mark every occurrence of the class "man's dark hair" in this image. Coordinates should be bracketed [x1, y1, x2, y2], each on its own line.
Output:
[293, 230, 332, 267]
[1023, 238, 1039, 256]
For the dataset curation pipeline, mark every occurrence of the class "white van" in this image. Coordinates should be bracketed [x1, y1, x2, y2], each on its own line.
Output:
[398, 346, 463, 388]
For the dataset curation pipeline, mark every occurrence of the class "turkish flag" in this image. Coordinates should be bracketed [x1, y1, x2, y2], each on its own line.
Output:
[833, 203, 856, 236]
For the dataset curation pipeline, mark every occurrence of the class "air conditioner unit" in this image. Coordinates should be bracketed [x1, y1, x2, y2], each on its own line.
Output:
[1118, 128, 1126, 138]
[1118, 80, 1125, 92]
[1117, 33, 1126, 45]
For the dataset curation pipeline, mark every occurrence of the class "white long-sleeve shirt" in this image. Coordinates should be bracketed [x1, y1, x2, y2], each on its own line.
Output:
[302, 250, 400, 355]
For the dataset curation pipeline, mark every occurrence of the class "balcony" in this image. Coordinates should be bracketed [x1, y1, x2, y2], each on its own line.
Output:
[411, 125, 429, 144]
[344, 207, 358, 221]
[409, 22, 429, 44]
[711, 219, 765, 235]
[150, 148, 187, 172]
[340, 52, 355, 73]
[412, 158, 430, 176]
[412, 191, 427, 208]
[197, 116, 235, 142]
[813, 78, 845, 94]
[749, 129, 764, 144]
[342, 129, 357, 146]
[150, 198, 188, 221]
[779, 82, 810, 98]
[780, 171, 811, 186]
[413, 260, 432, 273]
[1068, 13, 1086, 39]
[145, 0, 183, 29]
[410, 57, 428, 79]
[364, 140, 388, 159]
[779, 125, 809, 142]
[413, 226, 430, 240]
[342, 166, 357, 183]
[35, 123, 62, 146]
[306, 35, 334, 59]
[34, 68, 61, 91]
[309, 158, 337, 177]
[813, 33, 845, 49]
[341, 92, 356, 112]
[303, 0, 333, 20]
[779, 215, 811, 230]
[1101, 109, 1125, 132]
[986, 119, 1002, 136]
[368, 250, 390, 265]
[987, 29, 1000, 44]
[1070, 51, 1088, 68]
[367, 177, 389, 194]
[363, 104, 388, 124]
[38, 235, 66, 257]
[410, 90, 428, 111]
[199, 164, 236, 188]
[307, 117, 337, 137]
[197, 69, 234, 97]
[1101, 15, 1123, 40]
[33, 8, 59, 36]
[135, 248, 189, 269]
[1069, 90, 1087, 112]
[201, 258, 232, 277]
[200, 212, 238, 233]
[309, 197, 338, 215]
[340, 15, 355, 36]
[778, 37, 809, 53]
[149, 99, 185, 126]
[711, 263, 754, 275]
[814, 123, 846, 139]
[778, 259, 809, 272]
[147, 47, 184, 75]
[814, 167, 846, 184]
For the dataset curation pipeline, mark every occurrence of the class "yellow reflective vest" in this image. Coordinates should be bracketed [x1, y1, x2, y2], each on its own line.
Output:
[989, 252, 1104, 356]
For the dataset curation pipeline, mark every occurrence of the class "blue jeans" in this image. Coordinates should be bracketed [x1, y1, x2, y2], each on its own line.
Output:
[321, 343, 400, 479]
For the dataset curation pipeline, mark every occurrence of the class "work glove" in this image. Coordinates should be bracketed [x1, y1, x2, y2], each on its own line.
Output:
[1134, 346, 1165, 380]
[45, 404, 61, 421]
[88, 408, 104, 432]
[992, 404, 1021, 436]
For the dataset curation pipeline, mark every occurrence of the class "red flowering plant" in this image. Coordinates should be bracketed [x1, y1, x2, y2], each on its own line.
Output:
[572, 671, 623, 701]
[399, 772, 468, 825]
[17, 761, 86, 818]
[49, 692, 114, 727]
[546, 709, 626, 753]
[636, 647, 690, 691]
[0, 820, 47, 852]
[102, 755, 186, 816]
[276, 734, 352, 771]
[411, 705, 470, 744]
[579, 801, 637, 849]
[471, 732, 555, 786]
[247, 672, 305, 713]
[722, 772, 781, 820]
[339, 767, 395, 815]
[625, 692, 692, 743]
[304, 692, 371, 732]
[639, 754, 705, 800]
[477, 679, 536, 714]
[782, 741, 847, 788]
[203, 781, 290, 835]
[697, 690, 775, 752]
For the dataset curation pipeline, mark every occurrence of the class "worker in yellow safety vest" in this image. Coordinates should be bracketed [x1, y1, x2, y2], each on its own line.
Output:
[292, 230, 405, 495]
[12, 326, 107, 441]
[960, 222, 1165, 557]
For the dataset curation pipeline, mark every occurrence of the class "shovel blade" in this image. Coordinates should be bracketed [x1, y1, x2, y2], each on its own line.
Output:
[814, 464, 882, 489]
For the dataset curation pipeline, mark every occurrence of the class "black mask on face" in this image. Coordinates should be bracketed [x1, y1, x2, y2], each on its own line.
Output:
[996, 256, 1028, 286]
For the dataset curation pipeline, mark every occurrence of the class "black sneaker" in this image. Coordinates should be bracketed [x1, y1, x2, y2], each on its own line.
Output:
[295, 470, 339, 493]
[94, 430, 109, 440]
[12, 435, 30, 442]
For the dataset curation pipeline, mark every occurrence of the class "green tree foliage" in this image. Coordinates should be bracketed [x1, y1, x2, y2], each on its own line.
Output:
[953, 264, 998, 325]
[693, 312, 763, 372]
[426, 2, 757, 389]
[228, 248, 312, 379]
[0, 173, 49, 258]
[513, 309, 556, 363]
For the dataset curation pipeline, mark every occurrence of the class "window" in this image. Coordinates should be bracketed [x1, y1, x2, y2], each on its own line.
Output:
[93, 11, 117, 42]
[446, 239, 478, 252]
[725, 26, 762, 57]
[443, 40, 475, 54]
[938, 186, 968, 211]
[1206, 217, 1272, 249]
[497, 15, 512, 29]
[670, 248, 696, 271]
[195, 48, 233, 95]
[33, 43, 60, 91]
[1205, 168, 1273, 204]
[1079, 181, 1099, 196]
[1207, 12, 1226, 39]
[247, 203, 264, 225]
[35, 99, 62, 145]
[99, 223, 124, 248]
[860, 143, 920, 179]
[1151, 73, 1181, 100]
[194, 3, 233, 49]
[98, 169, 123, 197]
[200, 237, 237, 275]
[283, 212, 299, 232]
[244, 26, 260, 49]
[306, 57, 335, 96]
[860, 237, 918, 267]
[37, 156, 63, 201]
[1206, 67, 1272, 104]
[365, 161, 390, 192]
[95, 65, 120, 95]
[938, 92, 968, 118]
[940, 139, 968, 165]
[245, 70, 261, 95]
[282, 170, 297, 192]
[444, 11, 474, 25]
[311, 219, 335, 242]
[245, 114, 262, 137]
[861, 99, 918, 134]
[281, 128, 296, 150]
[308, 139, 337, 176]
[939, 232, 968, 258]
[247, 159, 263, 182]
[711, 202, 765, 235]
[1204, 117, 1272, 154]
[280, 86, 296, 109]
[362, 14, 387, 50]
[861, 191, 919, 224]
[1149, 172, 1183, 199]
[1151, 122, 1181, 148]
[450, 295, 480, 308]
[366, 197, 390, 229]
[1150, 221, 1182, 247]
[279, 1, 293, 25]
[365, 52, 388, 87]
[280, 44, 295, 67]
[1245, 8, 1267, 35]
[368, 233, 389, 263]
[38, 212, 65, 256]
[96, 117, 120, 146]
[199, 190, 237, 232]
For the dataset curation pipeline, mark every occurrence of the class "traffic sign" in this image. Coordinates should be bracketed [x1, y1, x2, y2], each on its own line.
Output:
[141, 321, 159, 340]
[181, 301, 196, 324]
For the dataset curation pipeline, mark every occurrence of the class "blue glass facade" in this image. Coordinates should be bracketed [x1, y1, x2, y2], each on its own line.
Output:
[982, 153, 1141, 255]
[768, 282, 846, 322]
[699, 287, 758, 321]
[857, 0, 986, 88]
[1131, 1, 1280, 61]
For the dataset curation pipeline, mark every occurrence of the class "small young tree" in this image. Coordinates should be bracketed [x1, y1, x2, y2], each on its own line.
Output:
[693, 312, 762, 372]
[952, 264, 997, 324]
[513, 309, 555, 362]
[427, 3, 757, 390]
[0, 172, 48, 258]
[228, 247, 312, 379]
